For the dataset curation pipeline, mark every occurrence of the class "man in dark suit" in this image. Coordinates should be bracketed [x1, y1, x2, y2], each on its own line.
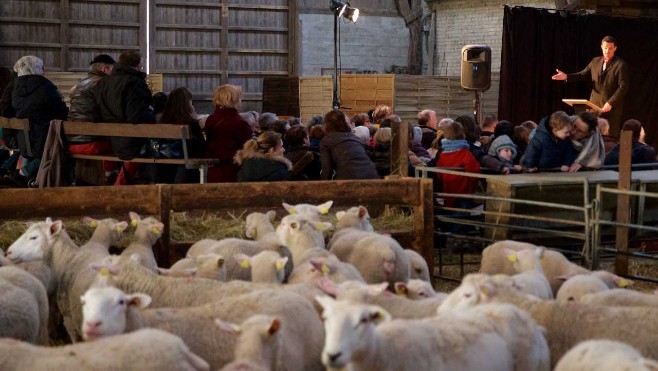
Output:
[552, 35, 629, 137]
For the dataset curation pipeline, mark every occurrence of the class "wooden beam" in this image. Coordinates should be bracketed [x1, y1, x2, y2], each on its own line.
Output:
[220, 1, 229, 85]
[60, 0, 69, 71]
[413, 178, 435, 282]
[615, 130, 632, 276]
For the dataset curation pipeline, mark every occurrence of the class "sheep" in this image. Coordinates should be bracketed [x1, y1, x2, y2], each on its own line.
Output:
[332, 205, 374, 233]
[276, 214, 331, 266]
[186, 238, 293, 282]
[554, 339, 658, 371]
[5, 218, 124, 342]
[220, 361, 267, 371]
[555, 274, 610, 302]
[244, 210, 277, 240]
[0, 266, 49, 345]
[480, 240, 590, 294]
[119, 212, 163, 273]
[404, 248, 431, 282]
[80, 285, 325, 371]
[0, 328, 209, 371]
[317, 295, 525, 371]
[439, 273, 658, 367]
[159, 253, 227, 281]
[287, 255, 365, 285]
[394, 279, 445, 300]
[580, 288, 658, 307]
[234, 251, 288, 284]
[282, 200, 333, 221]
[503, 246, 554, 299]
[318, 278, 445, 318]
[215, 315, 284, 371]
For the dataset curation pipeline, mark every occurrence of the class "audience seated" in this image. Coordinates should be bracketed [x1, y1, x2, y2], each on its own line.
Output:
[371, 126, 392, 177]
[351, 113, 371, 128]
[417, 109, 438, 149]
[258, 112, 278, 132]
[522, 111, 576, 172]
[372, 104, 392, 127]
[308, 124, 325, 152]
[605, 119, 657, 166]
[284, 125, 321, 180]
[234, 131, 291, 182]
[598, 117, 617, 153]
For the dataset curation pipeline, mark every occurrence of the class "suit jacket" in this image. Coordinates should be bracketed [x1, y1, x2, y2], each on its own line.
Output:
[567, 55, 629, 115]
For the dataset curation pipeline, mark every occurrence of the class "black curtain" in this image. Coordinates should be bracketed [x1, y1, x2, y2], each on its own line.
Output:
[499, 6, 658, 149]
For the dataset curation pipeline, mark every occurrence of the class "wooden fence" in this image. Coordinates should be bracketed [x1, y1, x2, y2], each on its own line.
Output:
[0, 179, 434, 270]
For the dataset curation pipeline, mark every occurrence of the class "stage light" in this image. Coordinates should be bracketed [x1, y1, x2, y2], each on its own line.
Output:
[330, 0, 359, 22]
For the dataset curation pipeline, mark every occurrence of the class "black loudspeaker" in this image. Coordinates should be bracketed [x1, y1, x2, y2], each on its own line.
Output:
[461, 45, 491, 91]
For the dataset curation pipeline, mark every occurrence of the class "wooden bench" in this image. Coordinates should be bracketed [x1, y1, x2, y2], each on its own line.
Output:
[0, 117, 33, 157]
[59, 120, 218, 184]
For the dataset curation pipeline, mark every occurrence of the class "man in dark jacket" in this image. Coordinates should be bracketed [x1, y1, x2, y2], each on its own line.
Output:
[94, 50, 155, 160]
[604, 119, 657, 166]
[417, 109, 438, 149]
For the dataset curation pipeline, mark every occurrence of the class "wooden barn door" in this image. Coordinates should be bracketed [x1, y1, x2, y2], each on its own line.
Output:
[0, 0, 146, 71]
[150, 0, 292, 112]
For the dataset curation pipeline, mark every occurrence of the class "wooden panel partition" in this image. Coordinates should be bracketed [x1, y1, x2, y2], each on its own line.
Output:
[0, 179, 434, 273]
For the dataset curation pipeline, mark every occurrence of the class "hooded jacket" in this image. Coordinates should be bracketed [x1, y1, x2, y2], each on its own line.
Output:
[522, 117, 576, 170]
[12, 74, 68, 158]
[488, 135, 518, 170]
[320, 132, 379, 180]
[234, 147, 292, 182]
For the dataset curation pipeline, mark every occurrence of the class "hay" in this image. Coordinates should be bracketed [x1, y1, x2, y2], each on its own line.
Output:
[170, 211, 247, 242]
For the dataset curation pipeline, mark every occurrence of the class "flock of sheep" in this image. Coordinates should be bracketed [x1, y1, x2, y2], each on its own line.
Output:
[0, 201, 657, 370]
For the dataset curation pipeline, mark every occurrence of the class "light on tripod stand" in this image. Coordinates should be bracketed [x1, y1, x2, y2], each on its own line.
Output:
[331, 0, 359, 22]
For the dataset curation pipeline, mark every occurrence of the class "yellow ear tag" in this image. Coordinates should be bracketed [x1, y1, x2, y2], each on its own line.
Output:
[131, 219, 138, 227]
[99, 267, 111, 277]
[320, 207, 329, 214]
[321, 264, 331, 275]
[116, 226, 125, 233]
[240, 259, 251, 269]
[481, 286, 489, 296]
[539, 251, 545, 259]
[289, 208, 296, 214]
[396, 286, 407, 296]
[152, 227, 161, 236]
[507, 255, 517, 263]
[90, 220, 98, 228]
[275, 261, 285, 271]
[315, 223, 326, 231]
[619, 279, 629, 288]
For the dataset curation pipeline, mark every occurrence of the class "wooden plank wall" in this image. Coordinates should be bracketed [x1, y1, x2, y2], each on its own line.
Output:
[0, 0, 144, 71]
[340, 74, 395, 119]
[262, 77, 300, 116]
[299, 76, 333, 122]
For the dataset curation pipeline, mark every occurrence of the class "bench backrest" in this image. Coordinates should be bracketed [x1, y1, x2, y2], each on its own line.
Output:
[60, 121, 191, 140]
[0, 117, 32, 156]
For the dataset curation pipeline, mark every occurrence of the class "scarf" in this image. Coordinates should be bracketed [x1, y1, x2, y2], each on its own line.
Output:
[572, 128, 605, 169]
[440, 139, 470, 153]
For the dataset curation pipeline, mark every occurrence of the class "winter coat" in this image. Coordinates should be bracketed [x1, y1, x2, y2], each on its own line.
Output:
[285, 144, 321, 180]
[371, 141, 391, 177]
[234, 147, 292, 182]
[604, 140, 657, 166]
[12, 74, 68, 158]
[320, 131, 379, 180]
[487, 135, 518, 171]
[419, 125, 437, 149]
[435, 146, 481, 207]
[204, 107, 253, 182]
[68, 69, 108, 143]
[94, 63, 155, 159]
[522, 117, 576, 169]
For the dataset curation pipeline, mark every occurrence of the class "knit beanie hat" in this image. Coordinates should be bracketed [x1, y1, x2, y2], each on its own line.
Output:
[488, 135, 518, 158]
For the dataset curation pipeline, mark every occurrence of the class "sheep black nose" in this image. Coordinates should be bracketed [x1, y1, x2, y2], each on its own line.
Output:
[328, 352, 342, 363]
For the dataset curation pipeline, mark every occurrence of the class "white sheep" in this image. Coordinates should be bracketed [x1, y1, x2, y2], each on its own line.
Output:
[219, 360, 267, 371]
[554, 339, 658, 371]
[404, 249, 431, 282]
[481, 240, 591, 294]
[80, 285, 324, 371]
[159, 253, 227, 281]
[287, 255, 365, 285]
[555, 274, 610, 302]
[439, 273, 658, 367]
[394, 279, 444, 300]
[245, 210, 277, 240]
[503, 246, 553, 299]
[119, 212, 163, 273]
[0, 266, 49, 345]
[317, 295, 523, 371]
[580, 288, 658, 307]
[0, 328, 209, 371]
[216, 315, 283, 371]
[282, 200, 333, 221]
[332, 205, 374, 233]
[276, 214, 331, 266]
[5, 218, 124, 342]
[318, 278, 445, 318]
[234, 251, 288, 284]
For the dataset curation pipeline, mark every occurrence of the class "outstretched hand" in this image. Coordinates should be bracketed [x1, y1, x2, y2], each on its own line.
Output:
[552, 69, 567, 80]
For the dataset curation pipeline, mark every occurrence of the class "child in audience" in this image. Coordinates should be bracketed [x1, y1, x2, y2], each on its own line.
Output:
[488, 135, 522, 174]
[522, 111, 576, 172]
[435, 121, 481, 207]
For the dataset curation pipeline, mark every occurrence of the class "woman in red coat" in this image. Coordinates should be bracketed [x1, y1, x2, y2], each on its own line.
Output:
[204, 84, 253, 182]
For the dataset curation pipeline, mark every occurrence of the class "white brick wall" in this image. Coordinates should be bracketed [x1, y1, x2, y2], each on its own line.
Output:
[432, 1, 554, 76]
[298, 14, 409, 76]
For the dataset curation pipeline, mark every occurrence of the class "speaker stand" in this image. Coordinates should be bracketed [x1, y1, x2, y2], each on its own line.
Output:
[473, 91, 483, 127]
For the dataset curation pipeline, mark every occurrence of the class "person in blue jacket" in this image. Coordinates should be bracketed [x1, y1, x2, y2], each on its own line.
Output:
[522, 111, 576, 172]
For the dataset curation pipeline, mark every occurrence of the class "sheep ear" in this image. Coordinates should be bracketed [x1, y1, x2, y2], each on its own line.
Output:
[535, 246, 545, 259]
[234, 254, 251, 269]
[275, 257, 288, 271]
[45, 217, 53, 223]
[49, 220, 64, 236]
[215, 318, 241, 334]
[368, 282, 390, 296]
[282, 203, 296, 214]
[503, 249, 517, 263]
[394, 282, 408, 296]
[477, 281, 496, 302]
[318, 201, 333, 214]
[266, 210, 276, 221]
[317, 277, 340, 297]
[151, 223, 164, 237]
[83, 217, 98, 228]
[114, 222, 128, 234]
[127, 293, 152, 309]
[310, 258, 333, 274]
[129, 212, 140, 227]
[365, 306, 391, 324]
[335, 211, 346, 220]
[267, 318, 282, 336]
[358, 206, 368, 218]
[157, 267, 171, 276]
[315, 295, 336, 311]
[556, 274, 572, 282]
[314, 222, 333, 232]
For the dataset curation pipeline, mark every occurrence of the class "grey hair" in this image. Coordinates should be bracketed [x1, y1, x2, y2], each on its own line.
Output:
[14, 56, 44, 76]
[353, 126, 370, 144]
[437, 118, 455, 130]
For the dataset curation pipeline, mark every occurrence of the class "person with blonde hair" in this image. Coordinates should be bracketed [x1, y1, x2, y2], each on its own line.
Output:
[234, 131, 291, 182]
[204, 84, 253, 182]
